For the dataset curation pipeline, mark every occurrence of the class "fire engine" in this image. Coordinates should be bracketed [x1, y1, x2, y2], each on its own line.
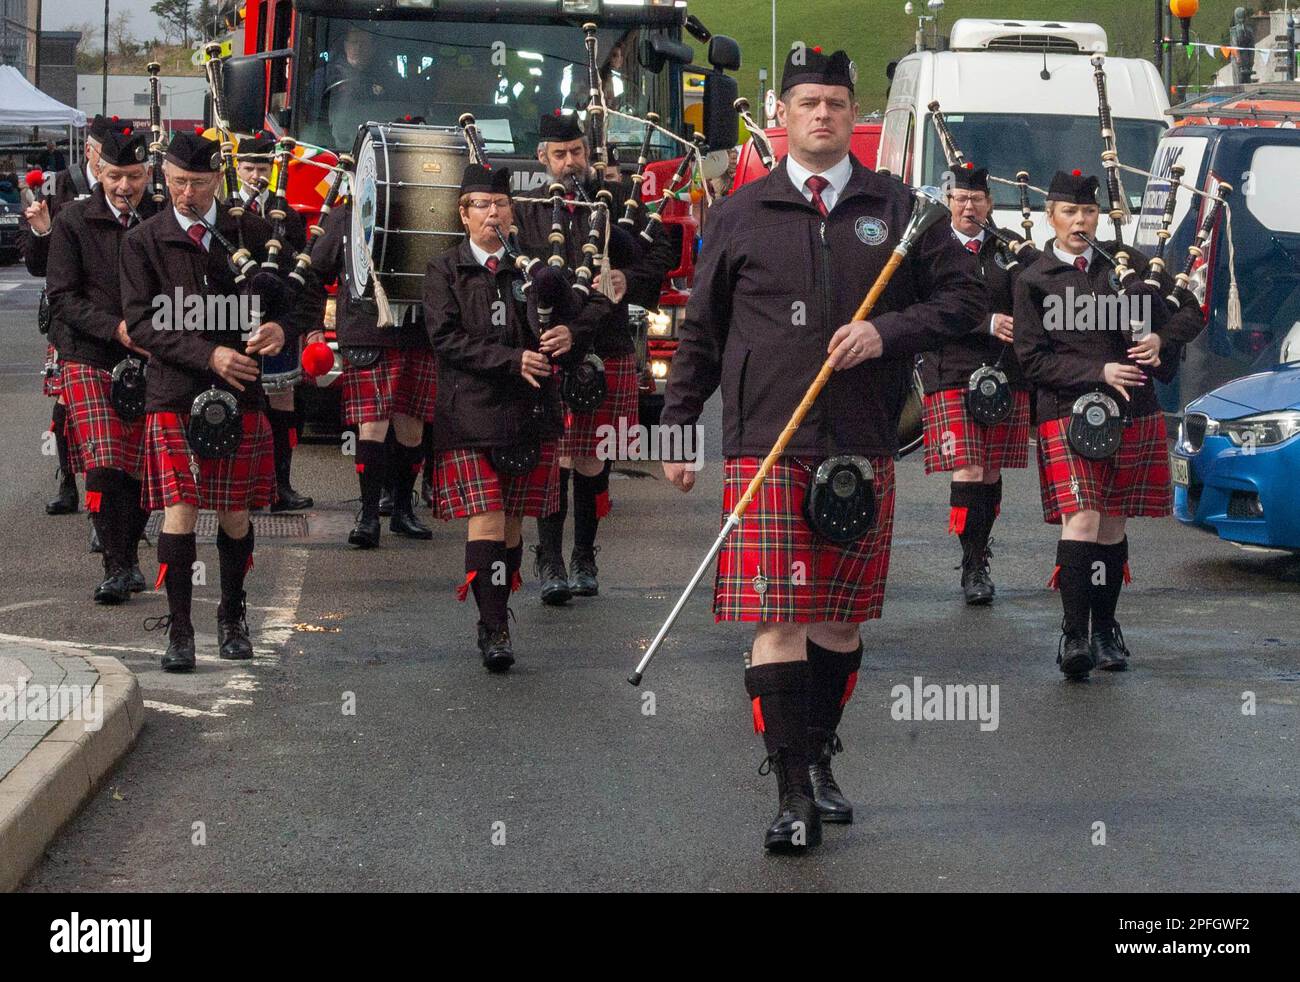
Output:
[212, 0, 741, 429]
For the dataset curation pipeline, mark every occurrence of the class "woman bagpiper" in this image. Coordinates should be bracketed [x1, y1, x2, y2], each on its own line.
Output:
[1013, 169, 1206, 680]
[423, 165, 607, 671]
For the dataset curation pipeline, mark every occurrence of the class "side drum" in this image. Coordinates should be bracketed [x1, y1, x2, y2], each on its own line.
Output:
[896, 363, 925, 458]
[347, 121, 468, 305]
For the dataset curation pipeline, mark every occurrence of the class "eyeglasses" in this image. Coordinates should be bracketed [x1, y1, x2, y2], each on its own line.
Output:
[464, 198, 510, 212]
[168, 177, 215, 191]
[950, 194, 988, 207]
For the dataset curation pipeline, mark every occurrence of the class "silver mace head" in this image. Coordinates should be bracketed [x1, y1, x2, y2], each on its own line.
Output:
[898, 185, 951, 255]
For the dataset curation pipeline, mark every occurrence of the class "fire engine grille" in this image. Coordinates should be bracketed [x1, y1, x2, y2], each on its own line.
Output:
[985, 35, 1082, 53]
[145, 512, 309, 541]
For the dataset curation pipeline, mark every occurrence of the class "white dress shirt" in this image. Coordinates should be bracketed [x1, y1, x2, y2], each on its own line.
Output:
[173, 200, 218, 250]
[785, 153, 853, 214]
[1053, 242, 1095, 270]
[469, 239, 507, 269]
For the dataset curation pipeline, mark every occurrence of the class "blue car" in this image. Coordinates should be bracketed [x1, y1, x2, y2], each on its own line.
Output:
[1172, 359, 1300, 550]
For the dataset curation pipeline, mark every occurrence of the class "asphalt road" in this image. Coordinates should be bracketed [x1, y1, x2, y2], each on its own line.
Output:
[3, 261, 1298, 892]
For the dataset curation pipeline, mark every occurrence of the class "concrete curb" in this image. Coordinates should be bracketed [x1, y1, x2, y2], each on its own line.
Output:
[0, 654, 144, 892]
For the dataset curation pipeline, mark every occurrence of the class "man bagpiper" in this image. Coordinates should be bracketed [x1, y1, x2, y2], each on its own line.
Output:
[660, 46, 983, 852]
[1013, 169, 1206, 679]
[24, 114, 121, 518]
[234, 130, 314, 514]
[513, 111, 672, 604]
[120, 132, 303, 671]
[45, 128, 159, 603]
[304, 175, 437, 548]
[920, 164, 1039, 604]
[424, 164, 608, 670]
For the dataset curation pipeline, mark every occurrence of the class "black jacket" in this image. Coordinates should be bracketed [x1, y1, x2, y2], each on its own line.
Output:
[662, 156, 986, 458]
[919, 226, 1039, 393]
[46, 187, 160, 372]
[423, 238, 611, 451]
[120, 204, 312, 414]
[512, 171, 678, 359]
[304, 202, 429, 349]
[1013, 240, 1206, 422]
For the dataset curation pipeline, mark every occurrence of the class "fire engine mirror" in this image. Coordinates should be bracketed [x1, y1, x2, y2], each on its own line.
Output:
[707, 36, 741, 73]
[702, 71, 739, 151]
[223, 55, 271, 135]
[641, 36, 693, 74]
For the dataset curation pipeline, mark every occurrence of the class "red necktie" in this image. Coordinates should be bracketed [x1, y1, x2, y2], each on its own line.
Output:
[965, 239, 980, 254]
[187, 223, 207, 251]
[805, 175, 830, 218]
[485, 255, 500, 273]
[248, 198, 261, 216]
[1074, 256, 1088, 273]
[119, 213, 130, 230]
[564, 191, 576, 215]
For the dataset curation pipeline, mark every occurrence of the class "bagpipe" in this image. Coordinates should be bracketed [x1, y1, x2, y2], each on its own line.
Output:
[146, 62, 167, 205]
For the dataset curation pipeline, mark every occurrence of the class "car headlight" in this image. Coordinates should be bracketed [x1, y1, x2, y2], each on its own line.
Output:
[646, 309, 676, 338]
[1219, 411, 1300, 448]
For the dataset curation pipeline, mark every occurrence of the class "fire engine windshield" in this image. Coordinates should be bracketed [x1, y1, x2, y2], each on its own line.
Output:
[294, 17, 676, 157]
[921, 113, 1167, 213]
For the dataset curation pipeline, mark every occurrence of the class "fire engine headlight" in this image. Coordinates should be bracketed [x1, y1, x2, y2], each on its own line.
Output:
[650, 359, 670, 379]
[646, 309, 675, 338]
[324, 297, 337, 332]
[560, 0, 601, 14]
[1220, 411, 1300, 448]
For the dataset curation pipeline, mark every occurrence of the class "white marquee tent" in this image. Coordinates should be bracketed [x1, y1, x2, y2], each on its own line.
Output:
[0, 65, 87, 165]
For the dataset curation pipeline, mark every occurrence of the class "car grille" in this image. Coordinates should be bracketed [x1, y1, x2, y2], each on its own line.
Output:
[1228, 491, 1263, 519]
[1184, 413, 1209, 453]
[985, 35, 1082, 53]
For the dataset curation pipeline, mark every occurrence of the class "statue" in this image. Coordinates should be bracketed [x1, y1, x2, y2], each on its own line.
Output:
[1230, 7, 1256, 84]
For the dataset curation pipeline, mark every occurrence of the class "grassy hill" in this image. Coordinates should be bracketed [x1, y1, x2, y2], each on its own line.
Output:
[685, 0, 1274, 112]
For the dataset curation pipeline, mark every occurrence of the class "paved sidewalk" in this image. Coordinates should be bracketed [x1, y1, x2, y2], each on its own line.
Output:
[0, 641, 142, 891]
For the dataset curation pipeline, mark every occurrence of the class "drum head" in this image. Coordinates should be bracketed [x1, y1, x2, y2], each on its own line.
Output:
[896, 365, 925, 457]
[347, 122, 469, 305]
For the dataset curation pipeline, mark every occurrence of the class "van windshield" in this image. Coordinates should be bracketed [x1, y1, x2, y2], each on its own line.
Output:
[922, 113, 1167, 212]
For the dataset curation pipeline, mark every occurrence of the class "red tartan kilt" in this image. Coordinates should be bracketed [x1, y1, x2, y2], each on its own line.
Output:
[142, 410, 275, 511]
[341, 346, 437, 425]
[922, 387, 1031, 473]
[433, 444, 560, 520]
[42, 343, 62, 398]
[557, 352, 639, 459]
[61, 362, 146, 477]
[715, 455, 897, 623]
[1035, 413, 1172, 523]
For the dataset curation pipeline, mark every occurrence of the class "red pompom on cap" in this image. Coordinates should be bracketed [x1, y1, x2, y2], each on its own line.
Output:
[812, 45, 823, 54]
[25, 170, 44, 189]
[301, 342, 336, 379]
[1072, 169, 1082, 176]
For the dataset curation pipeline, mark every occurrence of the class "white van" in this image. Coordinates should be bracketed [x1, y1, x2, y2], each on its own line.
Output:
[877, 19, 1170, 243]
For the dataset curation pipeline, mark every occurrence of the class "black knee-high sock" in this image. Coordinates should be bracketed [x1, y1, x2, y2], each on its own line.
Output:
[1055, 540, 1094, 638]
[392, 440, 423, 508]
[465, 539, 509, 629]
[121, 476, 150, 565]
[806, 639, 863, 748]
[85, 468, 126, 571]
[537, 466, 570, 559]
[355, 439, 386, 518]
[572, 466, 607, 554]
[266, 408, 296, 485]
[155, 531, 196, 634]
[745, 662, 814, 794]
[951, 481, 996, 561]
[52, 403, 74, 481]
[216, 525, 255, 612]
[421, 423, 435, 483]
[506, 541, 523, 594]
[1091, 537, 1129, 632]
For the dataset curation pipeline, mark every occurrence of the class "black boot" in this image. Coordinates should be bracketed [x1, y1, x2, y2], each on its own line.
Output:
[465, 540, 514, 671]
[45, 404, 79, 515]
[534, 468, 571, 605]
[349, 439, 384, 548]
[806, 638, 862, 824]
[217, 592, 254, 660]
[153, 532, 197, 672]
[746, 662, 822, 853]
[570, 466, 605, 597]
[216, 527, 255, 660]
[389, 442, 433, 539]
[377, 487, 395, 517]
[88, 469, 131, 605]
[1055, 540, 1096, 681]
[268, 408, 313, 512]
[952, 481, 996, 605]
[1090, 538, 1131, 671]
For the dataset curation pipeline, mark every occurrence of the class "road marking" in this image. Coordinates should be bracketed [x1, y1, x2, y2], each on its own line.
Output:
[0, 599, 59, 615]
[0, 633, 163, 656]
[143, 700, 227, 718]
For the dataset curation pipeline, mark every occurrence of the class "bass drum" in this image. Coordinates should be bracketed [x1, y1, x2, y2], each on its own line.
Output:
[347, 122, 468, 305]
[896, 363, 926, 458]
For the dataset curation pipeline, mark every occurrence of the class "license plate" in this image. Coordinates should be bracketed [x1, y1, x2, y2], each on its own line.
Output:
[1170, 454, 1190, 487]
